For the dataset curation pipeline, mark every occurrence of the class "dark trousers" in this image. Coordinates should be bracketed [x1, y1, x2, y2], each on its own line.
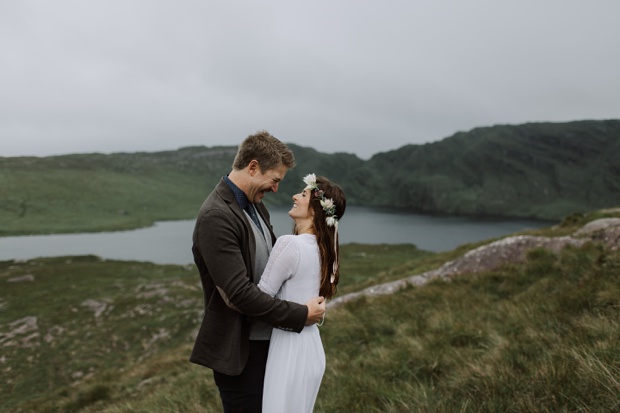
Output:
[213, 340, 270, 413]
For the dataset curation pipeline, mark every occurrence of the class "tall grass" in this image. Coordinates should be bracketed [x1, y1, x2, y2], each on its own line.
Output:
[0, 244, 422, 412]
[1, 231, 618, 411]
[315, 244, 619, 412]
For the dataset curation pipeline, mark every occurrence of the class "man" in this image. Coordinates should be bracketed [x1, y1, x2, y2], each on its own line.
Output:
[190, 130, 326, 412]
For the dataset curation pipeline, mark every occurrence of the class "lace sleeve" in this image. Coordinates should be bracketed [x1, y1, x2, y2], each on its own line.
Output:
[258, 235, 300, 297]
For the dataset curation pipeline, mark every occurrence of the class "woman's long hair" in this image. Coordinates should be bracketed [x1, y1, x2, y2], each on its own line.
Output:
[308, 176, 346, 300]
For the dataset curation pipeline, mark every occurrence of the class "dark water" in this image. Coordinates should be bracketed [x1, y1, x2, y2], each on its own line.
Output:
[0, 206, 551, 265]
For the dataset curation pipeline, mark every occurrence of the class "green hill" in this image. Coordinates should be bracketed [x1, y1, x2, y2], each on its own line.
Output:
[1, 209, 618, 412]
[362, 120, 620, 219]
[0, 147, 235, 236]
[1, 119, 618, 236]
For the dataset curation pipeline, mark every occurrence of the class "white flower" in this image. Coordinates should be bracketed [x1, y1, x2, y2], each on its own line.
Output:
[320, 198, 334, 210]
[301, 172, 339, 227]
[326, 216, 338, 227]
[303, 173, 317, 190]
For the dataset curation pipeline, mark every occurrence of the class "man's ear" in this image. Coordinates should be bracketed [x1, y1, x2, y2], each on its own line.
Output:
[248, 160, 259, 176]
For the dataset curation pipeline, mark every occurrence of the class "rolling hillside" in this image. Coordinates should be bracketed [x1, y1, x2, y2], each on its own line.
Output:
[362, 120, 620, 218]
[1, 209, 618, 412]
[1, 119, 618, 236]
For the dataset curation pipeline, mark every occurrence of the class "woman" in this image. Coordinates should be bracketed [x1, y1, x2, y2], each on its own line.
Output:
[258, 173, 346, 412]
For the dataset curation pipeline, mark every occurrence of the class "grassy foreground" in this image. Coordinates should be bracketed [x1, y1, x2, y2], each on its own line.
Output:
[1, 217, 619, 412]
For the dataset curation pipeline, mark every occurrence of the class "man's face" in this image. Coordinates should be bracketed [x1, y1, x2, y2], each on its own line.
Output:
[247, 163, 287, 204]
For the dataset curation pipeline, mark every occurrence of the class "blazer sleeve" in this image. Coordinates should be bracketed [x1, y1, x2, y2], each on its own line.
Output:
[195, 207, 307, 332]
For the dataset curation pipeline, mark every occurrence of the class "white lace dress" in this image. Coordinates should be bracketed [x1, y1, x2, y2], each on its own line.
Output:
[258, 233, 326, 413]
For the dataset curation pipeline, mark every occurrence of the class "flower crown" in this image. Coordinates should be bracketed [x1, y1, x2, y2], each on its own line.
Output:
[303, 173, 338, 227]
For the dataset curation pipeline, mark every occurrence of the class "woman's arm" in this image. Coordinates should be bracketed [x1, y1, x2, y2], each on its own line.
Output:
[258, 235, 299, 297]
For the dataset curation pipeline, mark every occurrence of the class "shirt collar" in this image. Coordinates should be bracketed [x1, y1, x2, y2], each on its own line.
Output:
[224, 175, 250, 210]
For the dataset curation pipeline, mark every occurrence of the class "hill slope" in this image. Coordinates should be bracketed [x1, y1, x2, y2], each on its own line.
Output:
[361, 120, 620, 218]
[1, 209, 618, 412]
[1, 120, 618, 236]
[0, 147, 236, 235]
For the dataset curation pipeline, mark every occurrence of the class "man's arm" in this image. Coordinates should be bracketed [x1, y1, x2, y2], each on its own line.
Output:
[196, 208, 308, 331]
[218, 287, 324, 326]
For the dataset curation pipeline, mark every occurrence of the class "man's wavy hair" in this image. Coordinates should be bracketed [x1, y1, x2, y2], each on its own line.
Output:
[232, 130, 296, 172]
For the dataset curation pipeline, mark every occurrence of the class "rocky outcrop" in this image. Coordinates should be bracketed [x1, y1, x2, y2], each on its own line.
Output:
[0, 316, 39, 348]
[328, 218, 620, 309]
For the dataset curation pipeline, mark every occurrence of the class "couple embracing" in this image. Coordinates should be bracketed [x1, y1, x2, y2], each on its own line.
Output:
[189, 131, 346, 412]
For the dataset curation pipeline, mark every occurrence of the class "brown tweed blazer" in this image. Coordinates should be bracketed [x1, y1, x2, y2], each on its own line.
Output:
[189, 178, 307, 375]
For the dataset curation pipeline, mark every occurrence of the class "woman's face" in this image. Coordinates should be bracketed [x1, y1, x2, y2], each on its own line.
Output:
[288, 189, 314, 222]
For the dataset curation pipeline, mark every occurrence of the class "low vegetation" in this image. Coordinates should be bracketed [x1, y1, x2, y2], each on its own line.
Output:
[1, 210, 619, 412]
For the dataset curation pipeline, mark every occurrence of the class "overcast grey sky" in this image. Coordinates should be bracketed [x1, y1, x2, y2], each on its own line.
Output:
[1, 0, 618, 159]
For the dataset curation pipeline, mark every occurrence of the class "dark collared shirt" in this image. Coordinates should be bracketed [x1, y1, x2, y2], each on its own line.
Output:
[224, 175, 262, 232]
[224, 175, 250, 209]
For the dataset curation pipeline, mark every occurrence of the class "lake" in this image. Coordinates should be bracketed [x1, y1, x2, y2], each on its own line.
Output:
[0, 206, 551, 265]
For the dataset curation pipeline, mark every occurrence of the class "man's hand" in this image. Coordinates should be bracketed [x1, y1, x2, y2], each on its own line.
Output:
[304, 296, 326, 325]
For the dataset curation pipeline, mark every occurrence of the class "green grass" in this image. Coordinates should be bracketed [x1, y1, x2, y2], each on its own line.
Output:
[337, 243, 431, 295]
[316, 245, 619, 412]
[0, 243, 421, 412]
[0, 168, 210, 236]
[0, 256, 202, 412]
[1, 213, 619, 412]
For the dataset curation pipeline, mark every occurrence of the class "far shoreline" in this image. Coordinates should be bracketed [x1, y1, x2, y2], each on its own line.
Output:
[0, 204, 558, 239]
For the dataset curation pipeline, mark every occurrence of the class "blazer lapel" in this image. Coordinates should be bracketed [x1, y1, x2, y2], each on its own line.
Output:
[216, 179, 257, 281]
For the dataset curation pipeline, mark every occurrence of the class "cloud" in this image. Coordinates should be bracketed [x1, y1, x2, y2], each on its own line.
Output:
[1, 0, 619, 159]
